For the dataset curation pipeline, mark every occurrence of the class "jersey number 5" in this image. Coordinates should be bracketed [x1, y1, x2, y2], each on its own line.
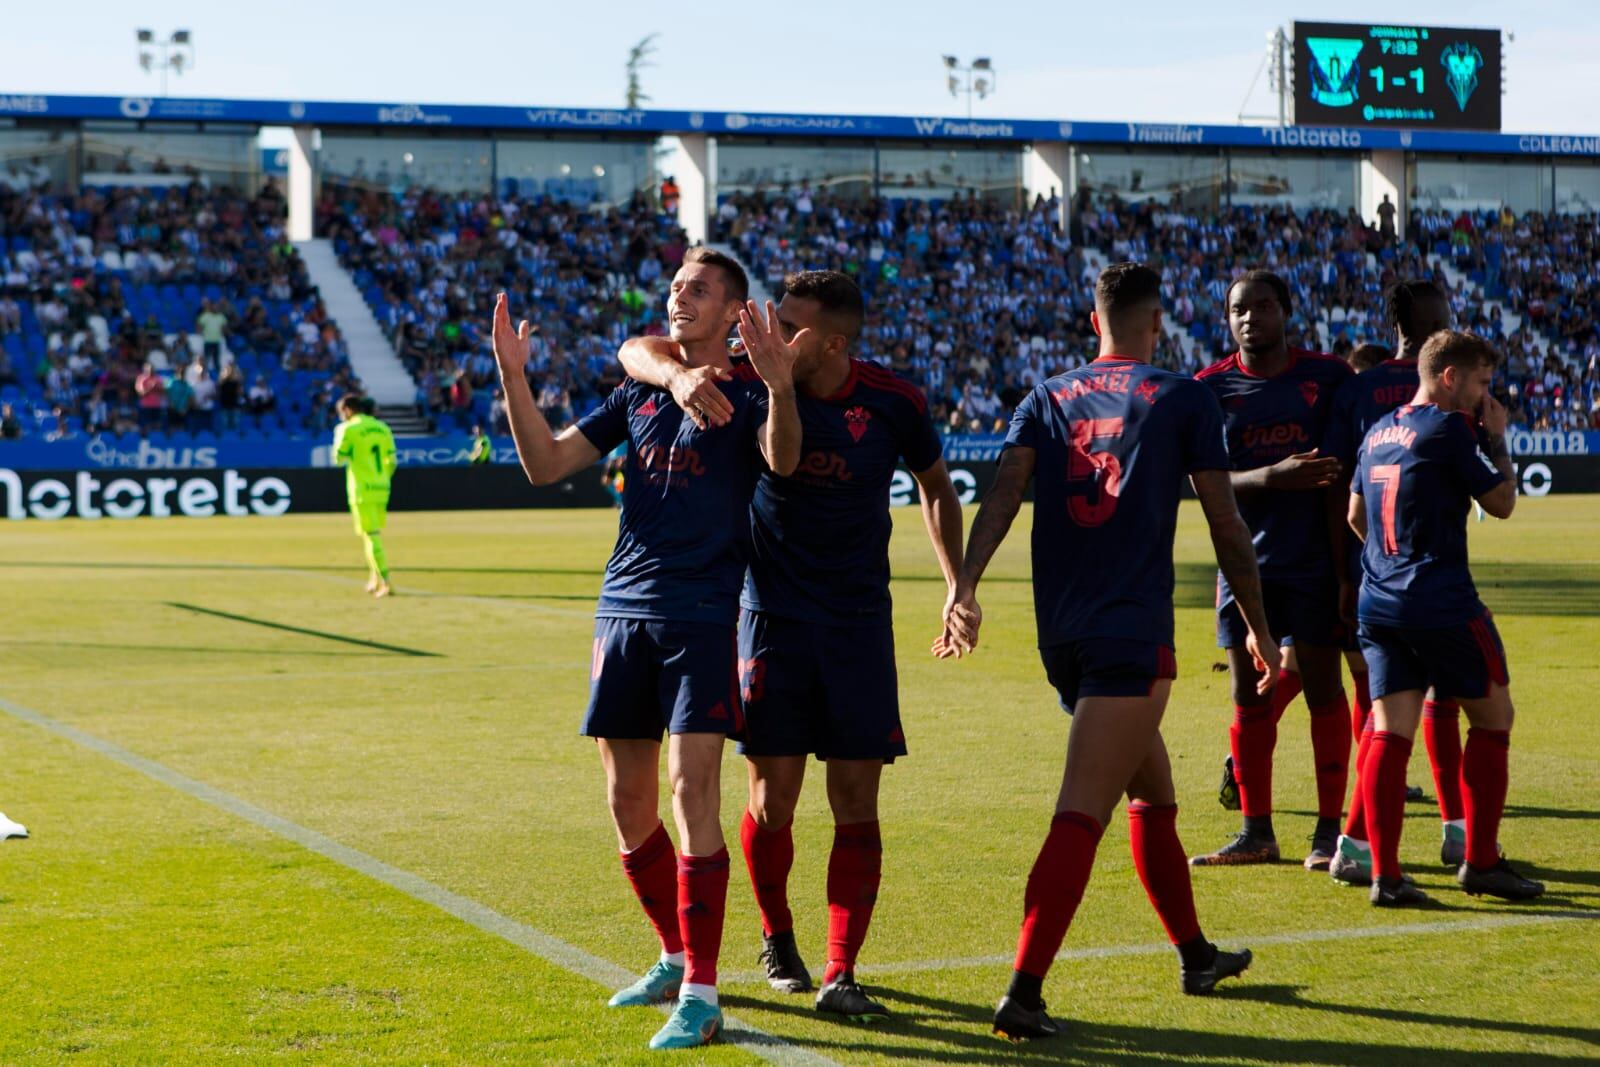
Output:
[1369, 463, 1401, 555]
[1066, 417, 1124, 527]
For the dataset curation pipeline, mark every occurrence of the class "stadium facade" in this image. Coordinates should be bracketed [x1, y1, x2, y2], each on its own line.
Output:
[4, 92, 1600, 246]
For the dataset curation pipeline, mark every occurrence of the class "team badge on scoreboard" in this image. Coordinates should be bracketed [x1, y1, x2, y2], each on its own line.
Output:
[1441, 43, 1485, 111]
[1306, 37, 1365, 108]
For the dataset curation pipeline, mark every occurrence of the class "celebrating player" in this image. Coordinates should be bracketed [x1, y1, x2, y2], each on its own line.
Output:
[620, 269, 965, 1023]
[492, 247, 802, 1051]
[1324, 281, 1471, 884]
[1190, 271, 1354, 871]
[941, 264, 1272, 1042]
[1348, 329, 1543, 906]
[331, 393, 398, 598]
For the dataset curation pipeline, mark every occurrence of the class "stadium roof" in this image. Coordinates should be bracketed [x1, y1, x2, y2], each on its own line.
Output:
[2, 93, 1598, 157]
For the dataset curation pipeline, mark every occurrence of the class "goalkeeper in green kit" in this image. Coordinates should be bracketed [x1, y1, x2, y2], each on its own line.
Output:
[332, 394, 398, 597]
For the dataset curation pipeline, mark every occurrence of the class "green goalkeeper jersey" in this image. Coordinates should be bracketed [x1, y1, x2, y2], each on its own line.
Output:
[332, 413, 397, 499]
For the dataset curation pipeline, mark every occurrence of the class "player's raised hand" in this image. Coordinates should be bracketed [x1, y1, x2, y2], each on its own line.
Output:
[1246, 630, 1281, 694]
[1480, 391, 1508, 437]
[492, 292, 532, 378]
[738, 300, 806, 392]
[1267, 449, 1341, 490]
[670, 364, 734, 430]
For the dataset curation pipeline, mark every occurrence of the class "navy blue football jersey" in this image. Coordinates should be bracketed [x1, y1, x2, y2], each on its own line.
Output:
[1005, 355, 1230, 648]
[577, 367, 768, 624]
[742, 359, 942, 626]
[1352, 403, 1504, 627]
[1196, 349, 1353, 581]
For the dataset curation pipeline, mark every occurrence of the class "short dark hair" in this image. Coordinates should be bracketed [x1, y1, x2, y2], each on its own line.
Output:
[681, 246, 749, 304]
[780, 270, 864, 339]
[337, 392, 364, 414]
[1226, 270, 1292, 316]
[1384, 279, 1450, 336]
[1348, 343, 1393, 372]
[1419, 330, 1499, 379]
[1094, 262, 1162, 325]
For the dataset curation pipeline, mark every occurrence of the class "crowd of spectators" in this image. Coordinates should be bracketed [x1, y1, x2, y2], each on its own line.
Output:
[713, 185, 1600, 433]
[0, 180, 357, 440]
[3, 176, 1595, 443]
[322, 184, 688, 434]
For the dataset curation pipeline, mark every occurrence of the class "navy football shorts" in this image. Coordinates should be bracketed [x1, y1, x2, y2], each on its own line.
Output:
[1217, 574, 1344, 650]
[1040, 638, 1178, 714]
[735, 611, 905, 762]
[1358, 610, 1510, 701]
[580, 617, 742, 740]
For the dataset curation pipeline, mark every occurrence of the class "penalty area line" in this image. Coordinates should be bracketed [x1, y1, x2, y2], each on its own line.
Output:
[0, 695, 837, 1067]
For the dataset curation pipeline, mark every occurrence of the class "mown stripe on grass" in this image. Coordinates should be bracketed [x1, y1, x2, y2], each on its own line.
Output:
[0, 694, 837, 1067]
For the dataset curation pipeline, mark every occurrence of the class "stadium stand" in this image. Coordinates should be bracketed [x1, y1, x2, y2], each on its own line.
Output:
[2, 178, 1594, 440]
[0, 181, 357, 440]
[320, 185, 688, 433]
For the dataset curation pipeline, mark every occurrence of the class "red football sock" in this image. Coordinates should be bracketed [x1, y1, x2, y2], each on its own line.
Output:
[1343, 716, 1375, 841]
[1230, 702, 1277, 818]
[1270, 668, 1303, 724]
[824, 821, 882, 985]
[678, 848, 729, 987]
[620, 822, 683, 955]
[1461, 728, 1510, 869]
[739, 810, 794, 937]
[1309, 693, 1353, 820]
[1424, 699, 1466, 822]
[1351, 672, 1372, 741]
[1127, 802, 1201, 945]
[1362, 732, 1413, 881]
[1014, 811, 1104, 979]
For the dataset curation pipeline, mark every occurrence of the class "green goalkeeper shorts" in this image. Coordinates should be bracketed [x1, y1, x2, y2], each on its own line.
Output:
[350, 493, 389, 535]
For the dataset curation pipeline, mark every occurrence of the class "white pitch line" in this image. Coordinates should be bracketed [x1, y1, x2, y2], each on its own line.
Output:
[0, 695, 837, 1067]
[0, 661, 589, 693]
[725, 909, 1600, 984]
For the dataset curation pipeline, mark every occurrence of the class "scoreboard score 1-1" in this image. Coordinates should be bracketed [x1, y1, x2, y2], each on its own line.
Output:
[1293, 21, 1502, 132]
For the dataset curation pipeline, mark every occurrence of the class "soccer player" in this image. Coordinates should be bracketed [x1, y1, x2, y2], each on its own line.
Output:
[1348, 329, 1543, 906]
[492, 247, 802, 1051]
[1324, 281, 1472, 884]
[331, 394, 398, 598]
[1190, 271, 1354, 871]
[940, 264, 1273, 1042]
[620, 269, 965, 1023]
[468, 424, 492, 465]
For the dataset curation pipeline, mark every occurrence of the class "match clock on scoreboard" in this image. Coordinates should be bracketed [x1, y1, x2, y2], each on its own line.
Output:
[1293, 21, 1502, 132]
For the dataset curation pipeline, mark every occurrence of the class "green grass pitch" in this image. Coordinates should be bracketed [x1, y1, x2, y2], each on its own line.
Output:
[2, 498, 1597, 1064]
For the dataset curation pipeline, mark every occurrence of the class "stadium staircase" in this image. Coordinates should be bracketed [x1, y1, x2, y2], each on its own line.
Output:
[707, 242, 776, 307]
[298, 239, 429, 431]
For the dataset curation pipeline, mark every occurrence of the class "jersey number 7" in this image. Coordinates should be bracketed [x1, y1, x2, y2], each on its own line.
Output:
[1066, 417, 1124, 527]
[1369, 463, 1402, 555]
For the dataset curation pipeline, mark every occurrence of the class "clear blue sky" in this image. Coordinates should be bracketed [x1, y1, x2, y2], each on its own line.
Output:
[4, 0, 1596, 133]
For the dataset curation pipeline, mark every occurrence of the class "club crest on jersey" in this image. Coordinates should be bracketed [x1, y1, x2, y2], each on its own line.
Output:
[637, 397, 658, 417]
[844, 406, 871, 442]
[1135, 380, 1160, 405]
[1299, 382, 1320, 409]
